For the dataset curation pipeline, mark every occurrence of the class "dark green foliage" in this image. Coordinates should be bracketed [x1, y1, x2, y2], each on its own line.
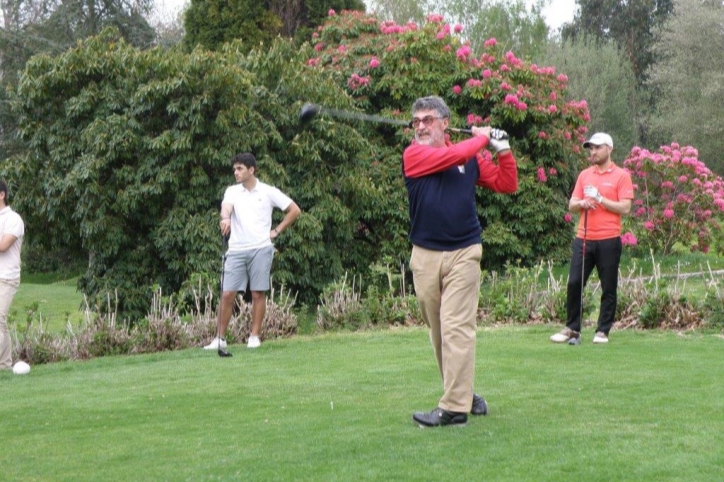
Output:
[308, 11, 588, 270]
[7, 12, 594, 321]
[562, 0, 674, 82]
[184, 0, 283, 52]
[183, 0, 365, 53]
[7, 29, 301, 319]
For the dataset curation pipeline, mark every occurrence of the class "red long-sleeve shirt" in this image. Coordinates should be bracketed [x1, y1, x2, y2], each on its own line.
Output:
[402, 136, 518, 250]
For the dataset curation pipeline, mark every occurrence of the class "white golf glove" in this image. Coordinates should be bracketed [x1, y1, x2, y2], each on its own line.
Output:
[488, 128, 510, 154]
[584, 185, 603, 203]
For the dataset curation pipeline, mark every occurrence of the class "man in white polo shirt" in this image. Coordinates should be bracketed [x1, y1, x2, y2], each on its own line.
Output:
[0, 180, 24, 370]
[204, 153, 300, 350]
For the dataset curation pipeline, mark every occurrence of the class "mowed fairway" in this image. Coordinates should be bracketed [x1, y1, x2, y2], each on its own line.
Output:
[2, 326, 723, 481]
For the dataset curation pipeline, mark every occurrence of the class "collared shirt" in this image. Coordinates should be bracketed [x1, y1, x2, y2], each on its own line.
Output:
[0, 206, 24, 279]
[402, 137, 518, 251]
[222, 180, 292, 252]
[573, 163, 634, 240]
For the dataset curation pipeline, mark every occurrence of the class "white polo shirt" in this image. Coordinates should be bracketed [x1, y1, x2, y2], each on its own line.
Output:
[0, 206, 24, 280]
[223, 180, 292, 252]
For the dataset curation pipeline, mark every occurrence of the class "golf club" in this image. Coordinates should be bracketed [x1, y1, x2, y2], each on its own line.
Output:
[299, 102, 472, 134]
[569, 209, 588, 346]
[217, 234, 232, 358]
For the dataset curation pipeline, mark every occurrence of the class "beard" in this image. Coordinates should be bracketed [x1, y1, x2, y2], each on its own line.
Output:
[415, 130, 445, 147]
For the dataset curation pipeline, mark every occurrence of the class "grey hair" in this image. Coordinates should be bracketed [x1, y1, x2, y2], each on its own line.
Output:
[412, 96, 450, 119]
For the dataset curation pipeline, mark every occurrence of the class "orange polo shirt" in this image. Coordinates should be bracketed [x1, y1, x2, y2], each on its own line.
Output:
[572, 163, 634, 240]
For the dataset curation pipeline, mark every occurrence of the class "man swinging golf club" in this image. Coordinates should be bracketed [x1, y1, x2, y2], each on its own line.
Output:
[404, 96, 518, 427]
[550, 133, 634, 345]
[204, 153, 300, 352]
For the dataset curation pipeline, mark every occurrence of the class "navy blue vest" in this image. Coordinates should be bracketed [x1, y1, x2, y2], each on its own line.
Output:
[403, 156, 483, 251]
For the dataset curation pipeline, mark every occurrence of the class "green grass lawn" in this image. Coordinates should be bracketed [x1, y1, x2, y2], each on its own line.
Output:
[2, 326, 723, 481]
[11, 276, 85, 330]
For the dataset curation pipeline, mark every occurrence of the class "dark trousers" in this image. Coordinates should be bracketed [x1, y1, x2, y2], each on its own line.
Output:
[566, 236, 622, 334]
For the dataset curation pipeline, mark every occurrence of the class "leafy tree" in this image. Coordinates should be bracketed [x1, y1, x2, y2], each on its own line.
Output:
[307, 11, 590, 268]
[367, 0, 549, 60]
[645, 0, 724, 174]
[4, 27, 379, 318]
[7, 12, 594, 321]
[536, 37, 640, 154]
[561, 0, 674, 83]
[0, 0, 156, 160]
[183, 0, 365, 52]
[439, 0, 549, 59]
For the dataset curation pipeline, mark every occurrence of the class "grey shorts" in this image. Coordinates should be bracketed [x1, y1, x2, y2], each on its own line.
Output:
[222, 246, 275, 292]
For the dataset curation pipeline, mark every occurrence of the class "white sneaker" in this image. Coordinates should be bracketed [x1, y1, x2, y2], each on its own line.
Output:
[550, 327, 580, 344]
[247, 335, 261, 349]
[593, 332, 609, 344]
[203, 337, 227, 350]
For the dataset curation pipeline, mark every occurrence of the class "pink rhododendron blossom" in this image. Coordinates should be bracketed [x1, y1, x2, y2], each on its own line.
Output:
[663, 209, 674, 219]
[557, 74, 568, 83]
[538, 131, 548, 139]
[644, 221, 655, 231]
[307, 58, 320, 66]
[484, 38, 497, 47]
[314, 43, 324, 51]
[564, 213, 573, 223]
[549, 92, 557, 101]
[500, 82, 512, 90]
[466, 114, 483, 125]
[635, 207, 646, 217]
[369, 57, 380, 68]
[504, 94, 518, 104]
[328, 9, 336, 16]
[482, 69, 492, 79]
[338, 45, 346, 53]
[621, 232, 638, 246]
[678, 175, 687, 183]
[516, 102, 527, 111]
[536, 167, 547, 182]
[452, 85, 462, 95]
[500, 64, 510, 72]
[549, 168, 557, 176]
[456, 45, 471, 60]
[454, 24, 463, 33]
[347, 73, 370, 90]
[548, 105, 557, 113]
[427, 14, 444, 22]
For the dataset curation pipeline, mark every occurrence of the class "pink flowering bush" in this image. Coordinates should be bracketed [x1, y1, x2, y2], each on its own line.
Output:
[305, 11, 590, 266]
[623, 143, 724, 254]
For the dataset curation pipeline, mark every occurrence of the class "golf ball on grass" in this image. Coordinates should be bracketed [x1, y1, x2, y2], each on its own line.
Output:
[13, 361, 31, 375]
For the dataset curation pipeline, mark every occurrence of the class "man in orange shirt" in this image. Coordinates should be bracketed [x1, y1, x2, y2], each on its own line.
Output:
[551, 133, 634, 345]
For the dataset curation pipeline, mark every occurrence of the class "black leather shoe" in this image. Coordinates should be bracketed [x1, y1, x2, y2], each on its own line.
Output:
[412, 408, 468, 427]
[471, 393, 488, 416]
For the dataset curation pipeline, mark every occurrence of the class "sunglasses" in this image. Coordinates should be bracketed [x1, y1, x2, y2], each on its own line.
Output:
[410, 115, 443, 128]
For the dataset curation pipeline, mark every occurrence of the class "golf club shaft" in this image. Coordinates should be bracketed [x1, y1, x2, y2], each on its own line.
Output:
[580, 209, 588, 329]
[315, 105, 472, 134]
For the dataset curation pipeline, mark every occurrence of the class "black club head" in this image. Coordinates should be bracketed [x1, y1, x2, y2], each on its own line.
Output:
[299, 103, 320, 125]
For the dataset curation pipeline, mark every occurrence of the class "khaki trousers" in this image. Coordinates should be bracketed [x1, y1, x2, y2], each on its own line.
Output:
[0, 278, 19, 370]
[410, 244, 482, 413]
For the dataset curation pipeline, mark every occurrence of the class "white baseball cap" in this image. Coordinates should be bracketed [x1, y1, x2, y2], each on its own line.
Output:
[583, 132, 613, 148]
